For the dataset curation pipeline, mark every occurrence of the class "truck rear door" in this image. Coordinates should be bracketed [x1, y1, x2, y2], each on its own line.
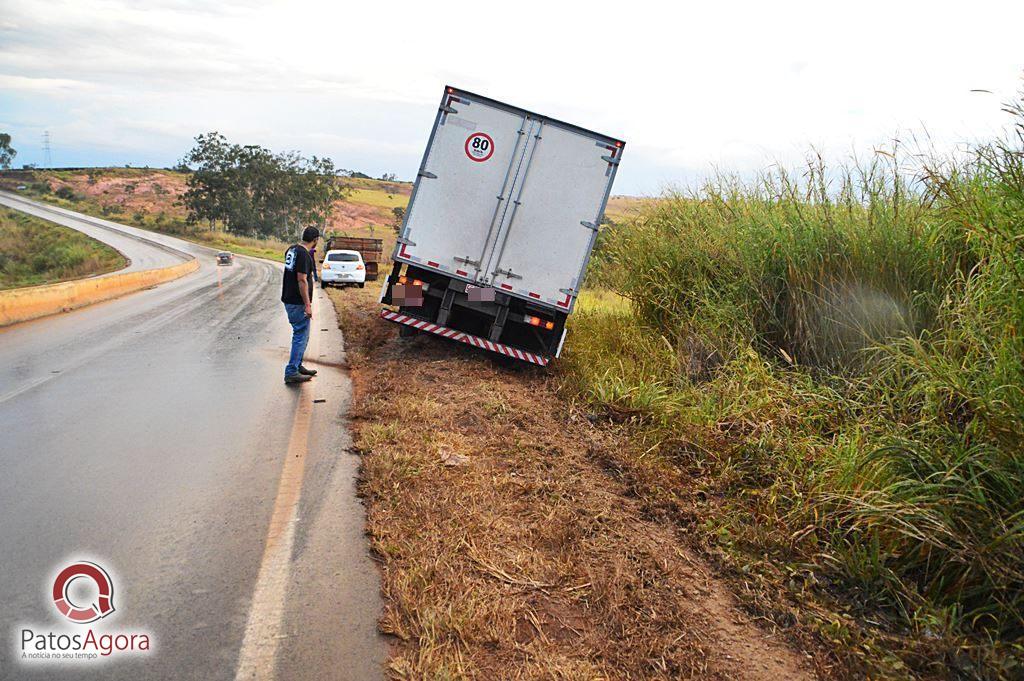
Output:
[397, 89, 530, 280]
[482, 123, 621, 310]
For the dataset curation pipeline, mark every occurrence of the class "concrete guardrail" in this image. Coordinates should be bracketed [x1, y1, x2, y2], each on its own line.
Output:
[0, 257, 200, 327]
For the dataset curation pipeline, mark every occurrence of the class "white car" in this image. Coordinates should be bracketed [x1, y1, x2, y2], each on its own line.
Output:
[320, 249, 366, 288]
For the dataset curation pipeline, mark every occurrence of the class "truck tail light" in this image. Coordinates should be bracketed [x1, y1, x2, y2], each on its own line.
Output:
[526, 316, 555, 330]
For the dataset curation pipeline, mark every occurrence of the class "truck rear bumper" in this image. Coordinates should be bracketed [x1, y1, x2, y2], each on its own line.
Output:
[380, 309, 550, 366]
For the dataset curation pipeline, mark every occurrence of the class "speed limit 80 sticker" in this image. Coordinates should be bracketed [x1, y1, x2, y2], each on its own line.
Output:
[464, 132, 494, 162]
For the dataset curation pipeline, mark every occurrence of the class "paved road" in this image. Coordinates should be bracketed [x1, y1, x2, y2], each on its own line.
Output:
[0, 191, 189, 273]
[0, 197, 385, 680]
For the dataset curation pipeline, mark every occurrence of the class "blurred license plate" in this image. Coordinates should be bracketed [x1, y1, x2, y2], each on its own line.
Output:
[465, 284, 494, 302]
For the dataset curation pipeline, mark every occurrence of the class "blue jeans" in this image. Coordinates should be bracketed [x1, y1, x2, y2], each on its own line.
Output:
[284, 303, 310, 377]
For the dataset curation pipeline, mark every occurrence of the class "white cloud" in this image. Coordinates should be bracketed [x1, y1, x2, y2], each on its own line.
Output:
[0, 0, 1022, 192]
[0, 74, 96, 92]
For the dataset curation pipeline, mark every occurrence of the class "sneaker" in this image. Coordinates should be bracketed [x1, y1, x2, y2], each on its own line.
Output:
[298, 365, 318, 376]
[284, 373, 312, 384]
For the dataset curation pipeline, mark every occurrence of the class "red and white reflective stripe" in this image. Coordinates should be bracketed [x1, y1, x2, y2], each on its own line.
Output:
[380, 309, 550, 366]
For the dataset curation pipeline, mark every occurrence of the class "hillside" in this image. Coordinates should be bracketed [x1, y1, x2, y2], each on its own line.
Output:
[0, 168, 412, 242]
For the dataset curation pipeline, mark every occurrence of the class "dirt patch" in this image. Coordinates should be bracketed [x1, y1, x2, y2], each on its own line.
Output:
[53, 170, 189, 217]
[328, 287, 822, 679]
[328, 200, 392, 234]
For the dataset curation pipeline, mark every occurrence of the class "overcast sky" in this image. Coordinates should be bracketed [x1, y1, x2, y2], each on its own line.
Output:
[1, 0, 1022, 194]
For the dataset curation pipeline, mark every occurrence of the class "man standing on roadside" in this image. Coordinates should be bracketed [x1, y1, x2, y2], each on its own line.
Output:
[281, 226, 321, 384]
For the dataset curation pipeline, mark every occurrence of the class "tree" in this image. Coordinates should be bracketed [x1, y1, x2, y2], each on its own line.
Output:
[178, 132, 347, 239]
[0, 133, 16, 170]
[391, 206, 405, 234]
[55, 186, 77, 200]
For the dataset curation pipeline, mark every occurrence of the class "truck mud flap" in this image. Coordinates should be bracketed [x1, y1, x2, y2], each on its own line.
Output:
[380, 309, 550, 366]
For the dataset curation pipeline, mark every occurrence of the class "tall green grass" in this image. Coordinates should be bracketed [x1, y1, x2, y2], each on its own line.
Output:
[565, 103, 1024, 677]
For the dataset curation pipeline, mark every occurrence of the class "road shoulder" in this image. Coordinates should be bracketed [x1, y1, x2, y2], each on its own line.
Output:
[328, 285, 821, 679]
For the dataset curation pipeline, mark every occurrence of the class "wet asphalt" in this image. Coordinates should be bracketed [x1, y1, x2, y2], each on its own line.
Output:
[0, 197, 385, 680]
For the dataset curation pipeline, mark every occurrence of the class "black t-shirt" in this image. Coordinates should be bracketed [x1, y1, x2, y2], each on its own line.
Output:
[281, 244, 314, 305]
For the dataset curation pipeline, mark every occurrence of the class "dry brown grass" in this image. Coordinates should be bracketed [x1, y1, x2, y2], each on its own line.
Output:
[604, 195, 658, 223]
[328, 287, 822, 680]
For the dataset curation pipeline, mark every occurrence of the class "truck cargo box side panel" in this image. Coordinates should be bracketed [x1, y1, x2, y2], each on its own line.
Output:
[400, 100, 528, 278]
[487, 124, 617, 306]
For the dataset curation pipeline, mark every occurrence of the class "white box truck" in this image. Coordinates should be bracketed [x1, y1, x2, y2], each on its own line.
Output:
[380, 86, 624, 365]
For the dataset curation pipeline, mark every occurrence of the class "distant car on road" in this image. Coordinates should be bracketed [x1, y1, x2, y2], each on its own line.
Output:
[216, 251, 234, 265]
[15, 185, 26, 190]
[321, 249, 365, 288]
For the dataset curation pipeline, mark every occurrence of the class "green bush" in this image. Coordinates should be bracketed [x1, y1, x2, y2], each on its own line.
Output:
[54, 186, 76, 201]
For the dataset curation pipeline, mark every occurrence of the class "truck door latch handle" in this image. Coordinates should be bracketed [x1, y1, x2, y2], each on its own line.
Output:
[454, 256, 480, 267]
[493, 267, 522, 280]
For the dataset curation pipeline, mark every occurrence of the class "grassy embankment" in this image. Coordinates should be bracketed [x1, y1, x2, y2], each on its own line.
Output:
[0, 168, 410, 262]
[0, 206, 126, 289]
[562, 108, 1024, 677]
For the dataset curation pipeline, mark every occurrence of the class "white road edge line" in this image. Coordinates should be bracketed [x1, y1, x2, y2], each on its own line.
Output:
[234, 316, 322, 680]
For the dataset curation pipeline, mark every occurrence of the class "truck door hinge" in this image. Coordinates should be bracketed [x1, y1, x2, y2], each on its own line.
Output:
[454, 256, 480, 267]
[580, 220, 598, 231]
[418, 170, 437, 179]
[560, 287, 579, 296]
[439, 104, 457, 114]
[494, 267, 522, 280]
[601, 155, 620, 165]
[396, 237, 417, 246]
